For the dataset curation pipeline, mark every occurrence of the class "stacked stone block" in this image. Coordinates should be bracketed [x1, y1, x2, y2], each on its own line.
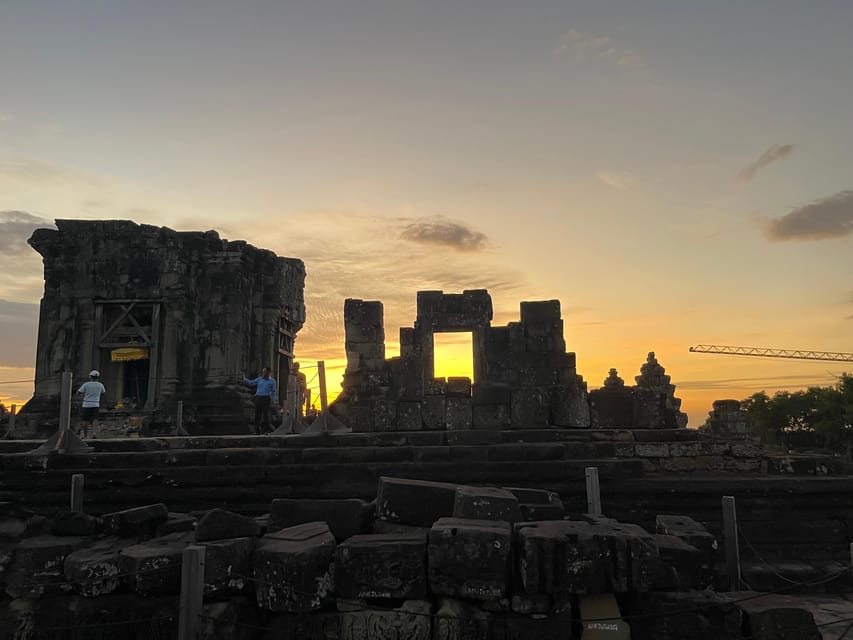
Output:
[704, 399, 749, 436]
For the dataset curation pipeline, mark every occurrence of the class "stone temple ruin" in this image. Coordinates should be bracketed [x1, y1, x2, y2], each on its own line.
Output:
[3, 220, 851, 638]
[333, 292, 687, 433]
[21, 219, 305, 435]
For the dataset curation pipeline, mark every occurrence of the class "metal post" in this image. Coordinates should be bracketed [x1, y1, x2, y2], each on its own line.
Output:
[71, 474, 85, 512]
[722, 495, 741, 590]
[318, 360, 328, 414]
[178, 545, 205, 640]
[585, 466, 601, 516]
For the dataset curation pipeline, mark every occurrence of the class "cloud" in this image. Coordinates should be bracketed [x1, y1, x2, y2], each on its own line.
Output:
[596, 171, 635, 190]
[554, 29, 646, 70]
[400, 219, 488, 251]
[0, 299, 39, 367]
[0, 211, 54, 254]
[737, 144, 795, 183]
[763, 190, 853, 241]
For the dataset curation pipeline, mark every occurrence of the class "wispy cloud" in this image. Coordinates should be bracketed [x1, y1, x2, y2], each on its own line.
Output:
[737, 144, 795, 183]
[0, 299, 38, 367]
[763, 190, 853, 241]
[0, 211, 54, 254]
[596, 171, 635, 190]
[554, 29, 646, 70]
[400, 218, 488, 251]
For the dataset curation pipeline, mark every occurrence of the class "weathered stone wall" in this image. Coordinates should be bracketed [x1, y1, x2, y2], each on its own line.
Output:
[0, 477, 833, 639]
[334, 291, 593, 431]
[22, 220, 305, 435]
[334, 291, 690, 432]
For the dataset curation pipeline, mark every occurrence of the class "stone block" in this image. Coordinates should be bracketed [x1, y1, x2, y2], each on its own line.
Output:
[6, 534, 91, 598]
[270, 498, 369, 541]
[195, 508, 260, 541]
[655, 514, 717, 587]
[344, 298, 384, 328]
[446, 397, 473, 430]
[398, 401, 423, 431]
[156, 512, 198, 536]
[652, 534, 703, 591]
[635, 443, 670, 457]
[453, 487, 522, 524]
[472, 383, 512, 405]
[429, 518, 512, 601]
[335, 533, 428, 599]
[253, 522, 336, 613]
[339, 598, 432, 639]
[550, 384, 591, 428]
[632, 591, 741, 640]
[515, 520, 658, 595]
[511, 388, 549, 427]
[426, 377, 448, 395]
[519, 367, 559, 387]
[446, 377, 472, 397]
[433, 598, 491, 640]
[520, 300, 561, 326]
[472, 404, 511, 430]
[118, 532, 193, 596]
[423, 396, 447, 430]
[589, 389, 634, 429]
[348, 404, 375, 432]
[102, 503, 169, 537]
[739, 595, 822, 640]
[201, 536, 256, 596]
[376, 477, 460, 527]
[374, 399, 398, 432]
[50, 511, 103, 537]
[505, 487, 565, 522]
[64, 536, 129, 597]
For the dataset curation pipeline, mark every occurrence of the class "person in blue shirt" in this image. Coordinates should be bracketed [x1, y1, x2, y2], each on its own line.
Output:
[242, 366, 277, 434]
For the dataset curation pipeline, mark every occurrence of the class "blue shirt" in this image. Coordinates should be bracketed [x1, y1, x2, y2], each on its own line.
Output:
[244, 375, 276, 397]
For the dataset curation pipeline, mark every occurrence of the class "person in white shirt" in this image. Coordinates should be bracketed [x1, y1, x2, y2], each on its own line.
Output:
[77, 370, 106, 438]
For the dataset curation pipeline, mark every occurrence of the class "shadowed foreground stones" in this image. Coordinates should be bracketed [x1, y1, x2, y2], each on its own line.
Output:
[200, 536, 256, 596]
[338, 598, 432, 640]
[117, 531, 193, 596]
[5, 534, 91, 598]
[102, 503, 168, 537]
[253, 521, 335, 613]
[270, 497, 370, 541]
[377, 476, 459, 527]
[64, 536, 129, 597]
[195, 508, 259, 542]
[335, 532, 428, 599]
[429, 518, 512, 601]
[515, 520, 658, 595]
[453, 486, 522, 523]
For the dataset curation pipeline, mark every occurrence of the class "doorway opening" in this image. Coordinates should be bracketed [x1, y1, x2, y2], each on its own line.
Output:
[433, 332, 474, 383]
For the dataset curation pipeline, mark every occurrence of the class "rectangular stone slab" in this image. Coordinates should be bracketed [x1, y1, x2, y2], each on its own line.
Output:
[429, 517, 511, 601]
[376, 477, 460, 527]
[253, 521, 336, 613]
[335, 532, 428, 599]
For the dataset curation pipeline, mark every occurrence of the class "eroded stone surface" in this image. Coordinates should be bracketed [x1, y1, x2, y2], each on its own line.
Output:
[376, 477, 460, 527]
[201, 536, 256, 596]
[253, 521, 336, 613]
[453, 487, 522, 524]
[195, 508, 260, 542]
[335, 533, 428, 600]
[117, 531, 193, 596]
[429, 518, 511, 601]
[338, 598, 432, 640]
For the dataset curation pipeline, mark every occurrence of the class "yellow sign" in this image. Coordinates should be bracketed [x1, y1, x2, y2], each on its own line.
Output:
[111, 347, 150, 362]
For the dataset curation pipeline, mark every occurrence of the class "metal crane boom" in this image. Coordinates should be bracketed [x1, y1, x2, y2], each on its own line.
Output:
[689, 345, 853, 362]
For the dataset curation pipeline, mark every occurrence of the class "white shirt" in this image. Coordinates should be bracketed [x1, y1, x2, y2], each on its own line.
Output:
[78, 380, 106, 407]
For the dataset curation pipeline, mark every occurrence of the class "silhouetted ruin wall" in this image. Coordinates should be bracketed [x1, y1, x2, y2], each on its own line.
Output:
[333, 290, 687, 432]
[22, 220, 305, 436]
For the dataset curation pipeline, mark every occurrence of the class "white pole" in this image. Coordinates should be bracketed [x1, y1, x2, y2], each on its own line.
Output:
[585, 466, 602, 516]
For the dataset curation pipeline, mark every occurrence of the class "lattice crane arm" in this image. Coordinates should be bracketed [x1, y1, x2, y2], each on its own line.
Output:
[689, 344, 853, 362]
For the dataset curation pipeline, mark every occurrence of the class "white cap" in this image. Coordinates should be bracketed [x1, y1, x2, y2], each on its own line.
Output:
[89, 370, 100, 377]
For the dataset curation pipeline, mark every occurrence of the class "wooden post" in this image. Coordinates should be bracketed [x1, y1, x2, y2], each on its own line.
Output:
[176, 401, 189, 436]
[585, 466, 601, 516]
[318, 360, 328, 414]
[722, 495, 741, 590]
[71, 474, 84, 512]
[178, 544, 205, 640]
[849, 543, 853, 579]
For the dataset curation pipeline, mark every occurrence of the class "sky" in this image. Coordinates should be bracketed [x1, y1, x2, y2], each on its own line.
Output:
[1, 0, 852, 426]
